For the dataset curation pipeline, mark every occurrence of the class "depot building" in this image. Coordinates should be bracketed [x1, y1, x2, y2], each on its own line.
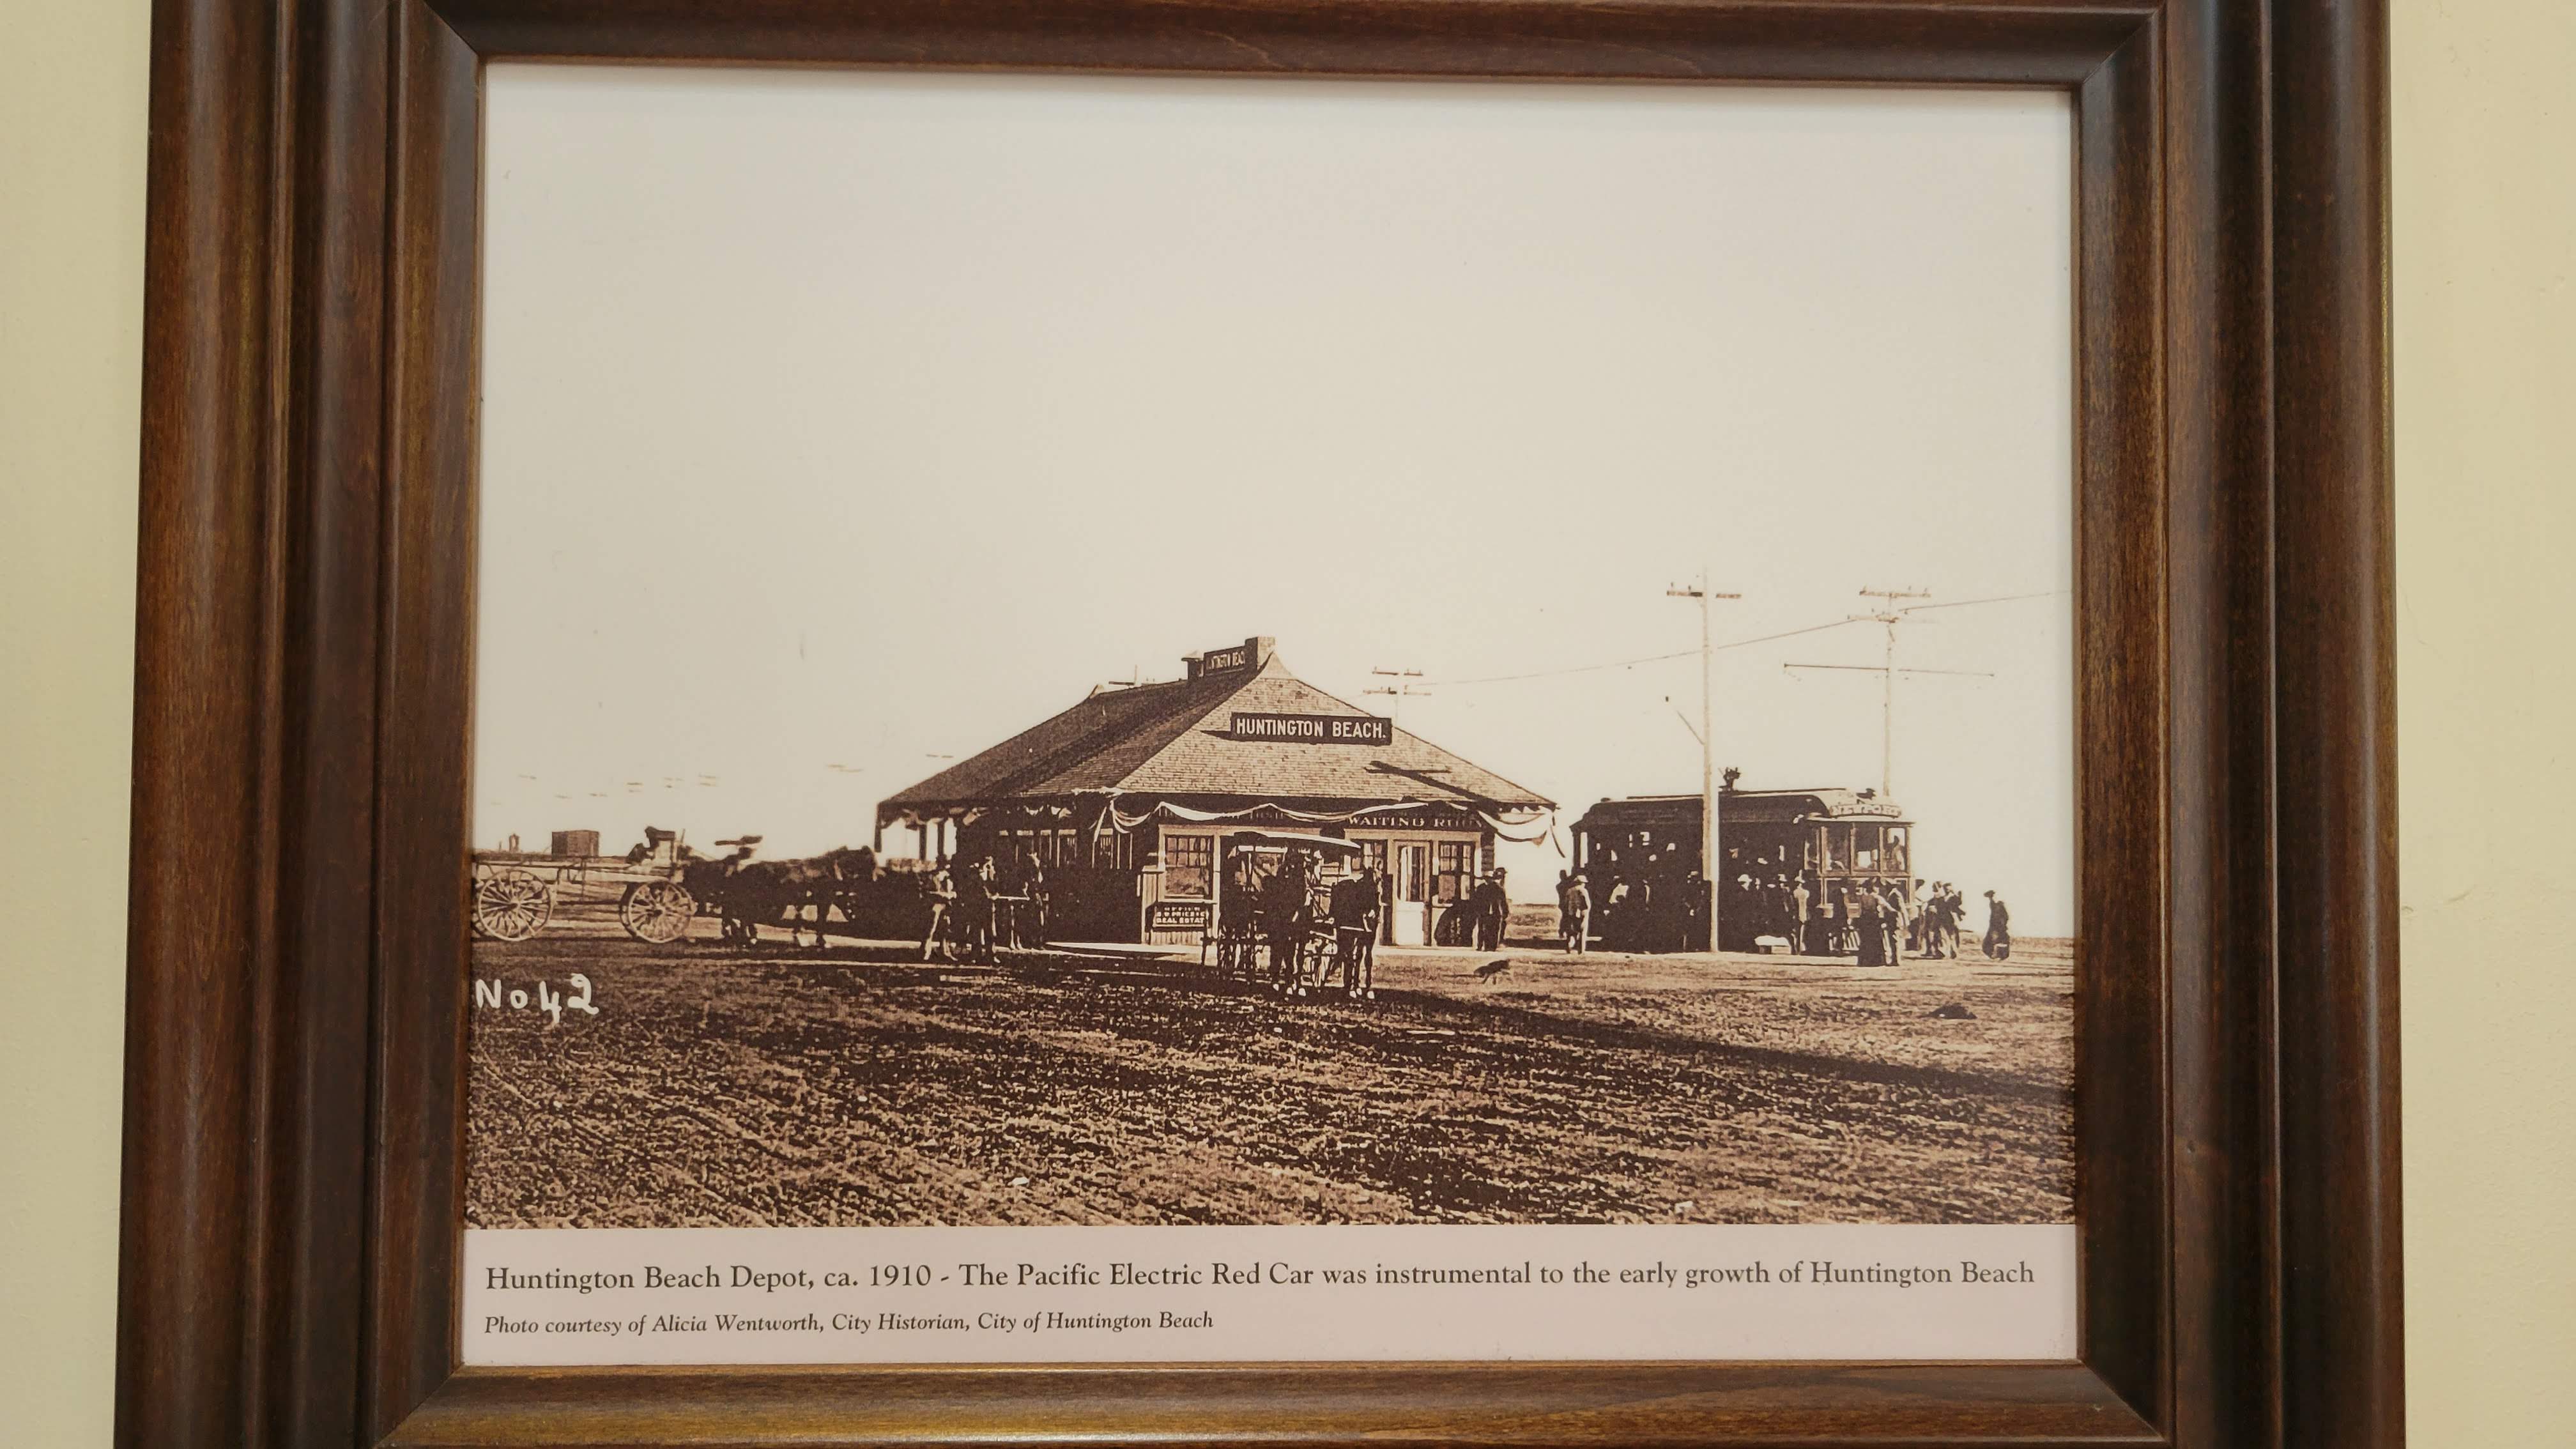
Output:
[875, 637, 1554, 946]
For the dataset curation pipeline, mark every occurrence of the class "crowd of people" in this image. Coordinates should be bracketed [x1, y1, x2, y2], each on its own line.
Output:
[911, 837, 2013, 969]
[918, 846, 1052, 963]
[1552, 866, 2012, 963]
[1547, 865, 1707, 954]
[1743, 875, 2009, 963]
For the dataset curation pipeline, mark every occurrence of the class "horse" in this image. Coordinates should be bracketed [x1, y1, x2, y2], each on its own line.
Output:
[681, 844, 862, 947]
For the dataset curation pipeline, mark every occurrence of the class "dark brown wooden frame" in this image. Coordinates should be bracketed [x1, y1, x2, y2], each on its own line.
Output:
[117, 0, 2396, 1445]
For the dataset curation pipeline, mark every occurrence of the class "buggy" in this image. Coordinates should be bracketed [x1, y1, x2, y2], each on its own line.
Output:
[468, 827, 701, 944]
[1199, 832, 1365, 998]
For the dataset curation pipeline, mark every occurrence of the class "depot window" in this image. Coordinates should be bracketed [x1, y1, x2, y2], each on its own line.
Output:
[1434, 840, 1476, 901]
[1164, 834, 1213, 898]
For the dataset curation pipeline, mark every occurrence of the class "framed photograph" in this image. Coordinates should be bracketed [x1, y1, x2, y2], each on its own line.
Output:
[118, 1, 2399, 1446]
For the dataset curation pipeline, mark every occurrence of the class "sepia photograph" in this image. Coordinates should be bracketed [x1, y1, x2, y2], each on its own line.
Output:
[461, 66, 2078, 1242]
[48, 0, 2419, 1424]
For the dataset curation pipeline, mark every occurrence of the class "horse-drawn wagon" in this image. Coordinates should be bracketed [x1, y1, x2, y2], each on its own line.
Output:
[471, 823, 952, 951]
[468, 827, 701, 944]
[1199, 831, 1375, 998]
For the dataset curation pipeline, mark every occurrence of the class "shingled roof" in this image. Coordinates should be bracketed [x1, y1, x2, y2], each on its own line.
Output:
[880, 641, 1551, 817]
[1572, 788, 1910, 830]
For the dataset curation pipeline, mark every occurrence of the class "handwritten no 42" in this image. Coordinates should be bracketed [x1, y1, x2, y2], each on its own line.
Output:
[474, 974, 598, 1026]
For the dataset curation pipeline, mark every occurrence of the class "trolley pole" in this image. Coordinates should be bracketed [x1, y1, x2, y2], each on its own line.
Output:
[1785, 589, 1993, 810]
[1880, 607, 1899, 797]
[1668, 574, 1740, 951]
[1857, 587, 1930, 800]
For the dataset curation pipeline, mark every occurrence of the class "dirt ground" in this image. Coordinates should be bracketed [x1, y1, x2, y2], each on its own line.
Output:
[465, 907, 2073, 1229]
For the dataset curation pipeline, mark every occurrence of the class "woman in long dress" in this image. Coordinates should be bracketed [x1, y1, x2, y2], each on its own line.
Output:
[1857, 891, 1887, 966]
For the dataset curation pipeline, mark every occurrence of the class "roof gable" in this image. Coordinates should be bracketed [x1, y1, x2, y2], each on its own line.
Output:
[880, 651, 1552, 813]
[1119, 659, 1551, 809]
[878, 672, 1239, 808]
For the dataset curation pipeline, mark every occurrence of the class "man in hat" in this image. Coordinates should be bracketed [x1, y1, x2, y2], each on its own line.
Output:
[1006, 840, 1046, 948]
[1331, 862, 1384, 994]
[1559, 870, 1592, 954]
[1469, 867, 1512, 953]
[1680, 869, 1709, 952]
[1982, 889, 2012, 959]
[956, 854, 999, 964]
[1879, 882, 1908, 965]
[1731, 873, 1759, 953]
[919, 855, 958, 962]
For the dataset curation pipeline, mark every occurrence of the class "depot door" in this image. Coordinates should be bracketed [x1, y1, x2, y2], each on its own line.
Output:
[1391, 842, 1429, 946]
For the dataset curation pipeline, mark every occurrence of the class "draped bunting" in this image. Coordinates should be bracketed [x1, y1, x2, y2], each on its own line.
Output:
[882, 802, 1061, 827]
[1481, 810, 1562, 845]
[891, 795, 1558, 847]
[1107, 797, 1557, 843]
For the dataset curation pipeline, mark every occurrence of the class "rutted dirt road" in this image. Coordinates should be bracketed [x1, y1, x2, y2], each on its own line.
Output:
[466, 921, 2073, 1228]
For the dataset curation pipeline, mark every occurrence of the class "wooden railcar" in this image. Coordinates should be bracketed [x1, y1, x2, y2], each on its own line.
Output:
[1570, 788, 1915, 953]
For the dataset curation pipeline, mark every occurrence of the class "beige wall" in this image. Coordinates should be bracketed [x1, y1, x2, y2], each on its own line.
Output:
[1, 1, 148, 1444]
[2, 0, 2568, 1441]
[2391, 1, 2576, 1441]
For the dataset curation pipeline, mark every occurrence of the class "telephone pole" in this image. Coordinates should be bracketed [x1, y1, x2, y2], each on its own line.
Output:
[1860, 588, 1928, 798]
[1668, 574, 1740, 950]
[1363, 666, 1430, 721]
[1783, 588, 1988, 805]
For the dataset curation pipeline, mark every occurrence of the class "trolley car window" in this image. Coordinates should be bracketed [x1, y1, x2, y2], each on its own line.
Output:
[1165, 834, 1213, 898]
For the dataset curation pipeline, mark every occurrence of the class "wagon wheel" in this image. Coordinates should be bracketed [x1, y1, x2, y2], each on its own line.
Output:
[472, 868, 552, 942]
[1216, 933, 1253, 984]
[618, 880, 694, 943]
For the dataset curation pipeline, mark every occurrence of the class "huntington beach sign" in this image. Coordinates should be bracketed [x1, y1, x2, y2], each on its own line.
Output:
[1228, 712, 1395, 746]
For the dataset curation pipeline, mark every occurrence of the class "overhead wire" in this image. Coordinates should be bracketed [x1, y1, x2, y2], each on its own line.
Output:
[1896, 588, 2064, 616]
[1437, 591, 2067, 687]
[1441, 617, 1865, 686]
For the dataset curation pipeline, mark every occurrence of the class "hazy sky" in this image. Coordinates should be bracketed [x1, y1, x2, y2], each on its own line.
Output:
[476, 67, 2076, 931]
